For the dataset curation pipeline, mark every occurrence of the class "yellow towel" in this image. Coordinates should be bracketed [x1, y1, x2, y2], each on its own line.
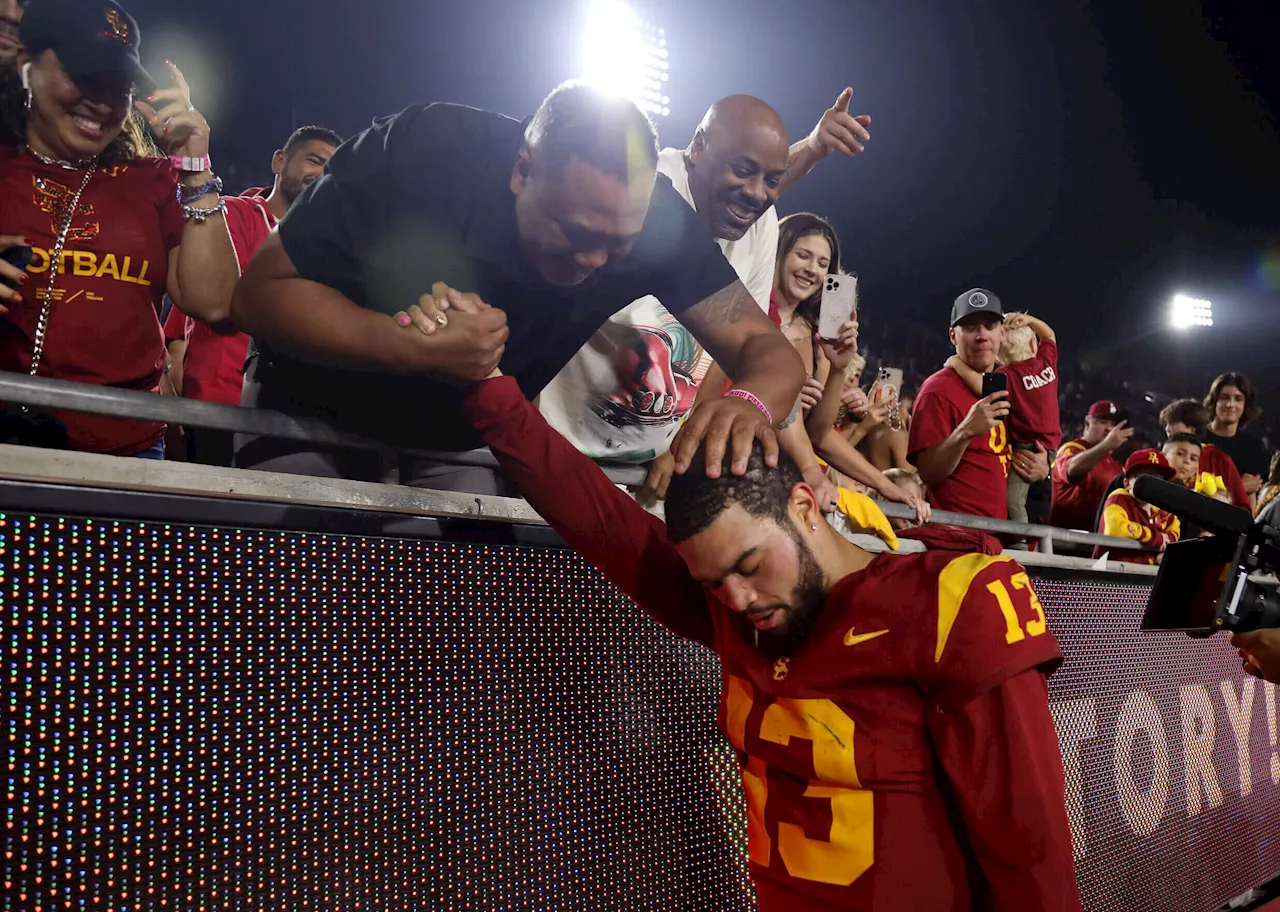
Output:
[836, 487, 900, 551]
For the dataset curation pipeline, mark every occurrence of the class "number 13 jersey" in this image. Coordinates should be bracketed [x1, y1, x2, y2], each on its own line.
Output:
[713, 551, 1068, 911]
[465, 376, 1080, 912]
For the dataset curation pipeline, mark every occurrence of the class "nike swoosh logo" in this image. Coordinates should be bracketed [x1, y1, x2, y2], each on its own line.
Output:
[844, 628, 890, 647]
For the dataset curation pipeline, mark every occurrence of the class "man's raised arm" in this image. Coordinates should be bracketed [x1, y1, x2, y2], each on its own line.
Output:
[778, 87, 872, 195]
[930, 671, 1082, 912]
[667, 279, 804, 480]
[677, 279, 805, 426]
[465, 375, 716, 647]
[1064, 422, 1131, 483]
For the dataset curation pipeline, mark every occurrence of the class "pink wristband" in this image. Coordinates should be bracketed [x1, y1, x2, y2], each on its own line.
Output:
[170, 154, 212, 173]
[724, 388, 772, 425]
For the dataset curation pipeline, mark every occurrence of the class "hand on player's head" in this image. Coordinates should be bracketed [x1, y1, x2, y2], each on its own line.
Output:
[668, 396, 778, 480]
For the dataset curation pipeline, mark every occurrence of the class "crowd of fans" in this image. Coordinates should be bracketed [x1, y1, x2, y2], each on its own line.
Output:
[0, 0, 1273, 568]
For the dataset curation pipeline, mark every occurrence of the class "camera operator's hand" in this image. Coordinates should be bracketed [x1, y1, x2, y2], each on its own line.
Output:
[1232, 629, 1280, 683]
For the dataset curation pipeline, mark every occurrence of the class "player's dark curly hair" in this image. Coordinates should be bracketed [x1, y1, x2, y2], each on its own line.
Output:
[666, 440, 804, 543]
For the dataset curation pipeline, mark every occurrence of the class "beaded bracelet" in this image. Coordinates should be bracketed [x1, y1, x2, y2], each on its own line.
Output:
[724, 388, 772, 426]
[177, 175, 223, 205]
[182, 199, 227, 223]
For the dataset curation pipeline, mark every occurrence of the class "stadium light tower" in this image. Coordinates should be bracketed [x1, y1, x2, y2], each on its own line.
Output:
[580, 0, 670, 117]
[1169, 294, 1214, 330]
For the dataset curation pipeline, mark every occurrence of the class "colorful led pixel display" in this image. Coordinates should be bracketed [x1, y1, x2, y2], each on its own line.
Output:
[6, 511, 1280, 911]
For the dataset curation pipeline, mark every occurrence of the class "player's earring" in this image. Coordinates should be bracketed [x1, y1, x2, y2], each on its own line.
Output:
[21, 62, 33, 114]
[811, 523, 819, 531]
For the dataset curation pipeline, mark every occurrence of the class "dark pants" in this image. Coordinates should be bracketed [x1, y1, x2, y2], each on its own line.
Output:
[186, 426, 235, 468]
[1007, 447, 1056, 525]
[233, 354, 509, 495]
[1026, 477, 1052, 526]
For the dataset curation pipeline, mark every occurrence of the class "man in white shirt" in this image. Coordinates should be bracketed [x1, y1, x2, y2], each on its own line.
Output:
[538, 94, 786, 462]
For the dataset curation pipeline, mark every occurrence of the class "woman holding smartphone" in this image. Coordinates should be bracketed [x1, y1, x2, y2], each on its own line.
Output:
[769, 212, 928, 520]
[769, 213, 856, 439]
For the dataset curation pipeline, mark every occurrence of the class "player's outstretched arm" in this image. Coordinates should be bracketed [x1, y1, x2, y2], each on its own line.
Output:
[465, 375, 715, 646]
[930, 671, 1082, 912]
[925, 556, 1080, 912]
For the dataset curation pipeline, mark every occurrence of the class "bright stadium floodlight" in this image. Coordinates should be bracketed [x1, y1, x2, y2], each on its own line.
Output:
[1170, 294, 1214, 329]
[580, 0, 670, 117]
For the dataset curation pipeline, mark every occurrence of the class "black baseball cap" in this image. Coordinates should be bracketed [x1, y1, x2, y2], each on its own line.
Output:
[950, 287, 1003, 327]
[21, 0, 153, 92]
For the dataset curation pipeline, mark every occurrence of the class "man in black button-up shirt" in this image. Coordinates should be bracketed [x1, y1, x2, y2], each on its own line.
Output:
[231, 83, 804, 491]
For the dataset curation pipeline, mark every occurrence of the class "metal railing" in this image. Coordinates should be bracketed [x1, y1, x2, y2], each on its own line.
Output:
[873, 502, 1147, 554]
[0, 371, 1150, 553]
[0, 371, 649, 484]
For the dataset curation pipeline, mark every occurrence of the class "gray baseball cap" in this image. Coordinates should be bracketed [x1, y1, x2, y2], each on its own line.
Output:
[950, 288, 1003, 327]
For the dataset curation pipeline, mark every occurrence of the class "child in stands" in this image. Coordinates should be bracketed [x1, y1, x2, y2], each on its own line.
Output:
[1093, 449, 1181, 565]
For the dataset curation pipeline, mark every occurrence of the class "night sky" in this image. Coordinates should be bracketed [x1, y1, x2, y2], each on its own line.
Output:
[125, 0, 1280, 400]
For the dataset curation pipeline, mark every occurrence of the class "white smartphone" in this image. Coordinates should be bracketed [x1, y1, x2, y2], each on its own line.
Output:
[868, 367, 903, 409]
[818, 273, 858, 340]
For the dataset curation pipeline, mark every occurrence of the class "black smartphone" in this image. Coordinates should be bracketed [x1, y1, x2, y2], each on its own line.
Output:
[1, 245, 32, 289]
[981, 372, 1008, 398]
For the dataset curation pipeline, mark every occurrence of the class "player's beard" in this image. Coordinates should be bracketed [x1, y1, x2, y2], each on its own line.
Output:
[752, 526, 828, 659]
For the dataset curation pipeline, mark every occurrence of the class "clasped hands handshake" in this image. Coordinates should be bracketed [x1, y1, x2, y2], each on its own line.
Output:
[394, 284, 781, 479]
[395, 282, 508, 382]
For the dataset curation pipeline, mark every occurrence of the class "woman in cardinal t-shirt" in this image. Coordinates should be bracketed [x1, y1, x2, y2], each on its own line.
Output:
[0, 0, 213, 457]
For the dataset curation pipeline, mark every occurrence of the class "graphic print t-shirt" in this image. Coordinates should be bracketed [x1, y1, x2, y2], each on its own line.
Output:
[0, 150, 181, 454]
[536, 147, 779, 461]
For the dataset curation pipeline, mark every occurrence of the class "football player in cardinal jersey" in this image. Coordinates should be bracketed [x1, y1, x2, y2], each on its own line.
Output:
[466, 371, 1080, 912]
